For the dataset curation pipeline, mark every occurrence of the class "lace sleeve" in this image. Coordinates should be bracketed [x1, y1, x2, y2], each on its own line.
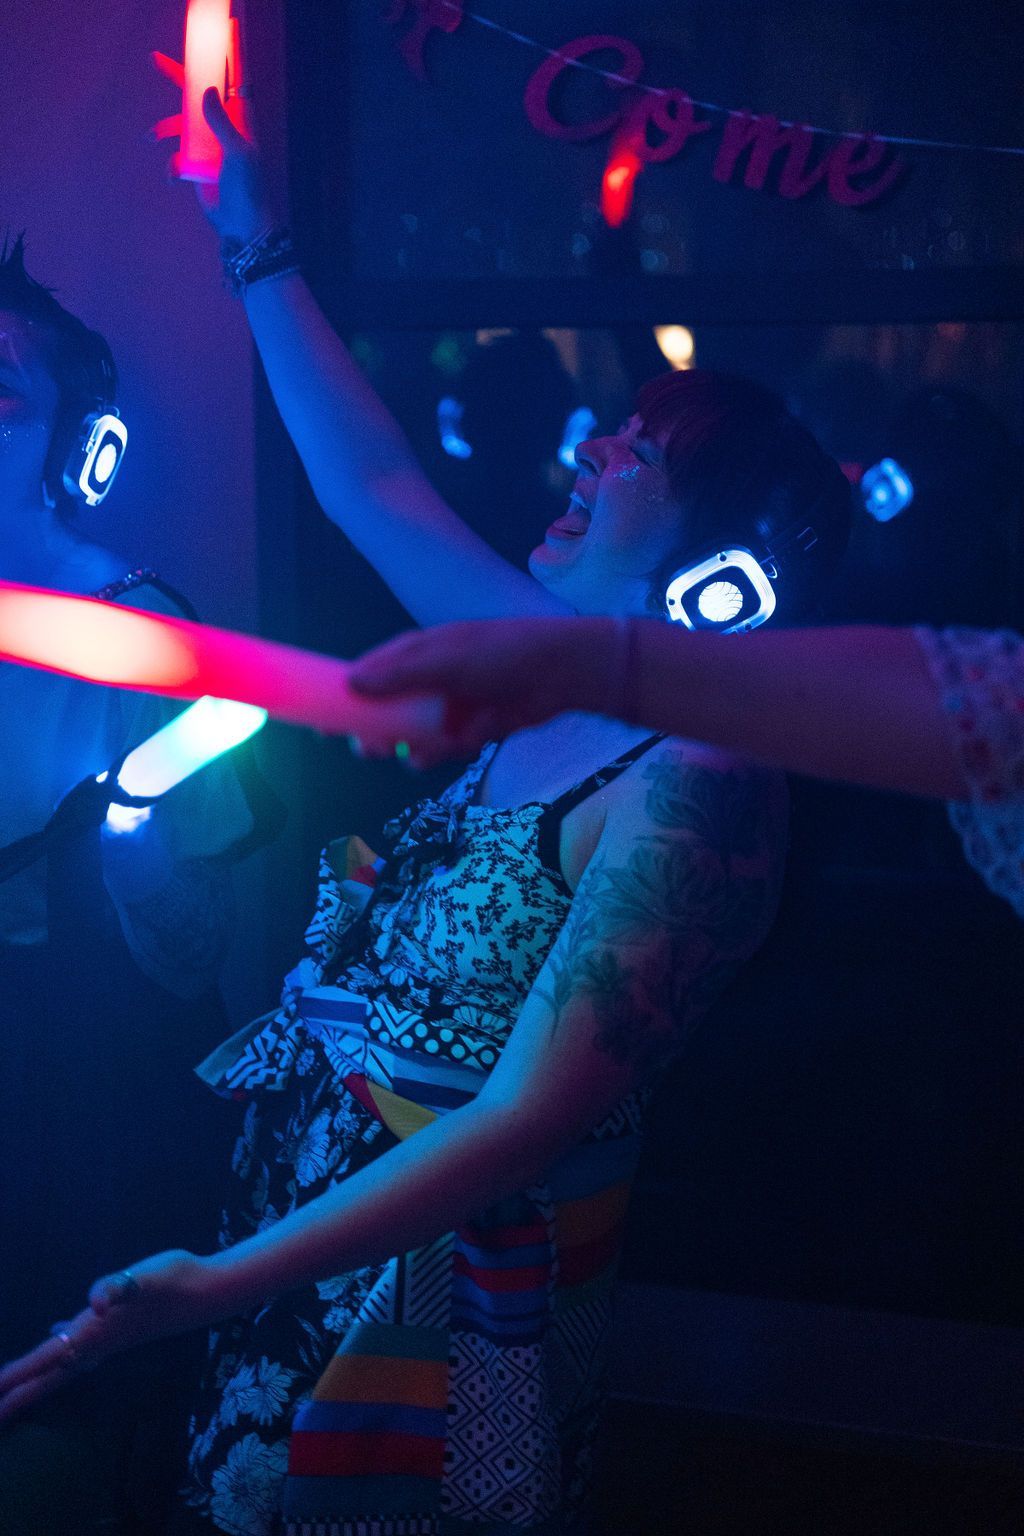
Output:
[915, 626, 1024, 917]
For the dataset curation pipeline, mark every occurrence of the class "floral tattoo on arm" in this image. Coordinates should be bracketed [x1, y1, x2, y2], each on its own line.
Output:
[540, 755, 786, 1081]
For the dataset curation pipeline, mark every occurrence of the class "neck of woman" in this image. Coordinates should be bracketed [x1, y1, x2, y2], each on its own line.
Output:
[0, 495, 92, 588]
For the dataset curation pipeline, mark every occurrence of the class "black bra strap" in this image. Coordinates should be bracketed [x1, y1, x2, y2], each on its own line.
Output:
[547, 733, 666, 821]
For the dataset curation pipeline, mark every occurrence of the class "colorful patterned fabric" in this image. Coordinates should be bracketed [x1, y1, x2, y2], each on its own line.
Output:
[185, 737, 662, 1535]
[916, 626, 1024, 917]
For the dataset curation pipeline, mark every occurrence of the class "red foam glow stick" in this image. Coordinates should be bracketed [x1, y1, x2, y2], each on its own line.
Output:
[0, 583, 443, 751]
[153, 1, 248, 182]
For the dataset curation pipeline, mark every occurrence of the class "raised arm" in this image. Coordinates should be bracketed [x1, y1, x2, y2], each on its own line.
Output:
[0, 745, 784, 1415]
[200, 91, 566, 627]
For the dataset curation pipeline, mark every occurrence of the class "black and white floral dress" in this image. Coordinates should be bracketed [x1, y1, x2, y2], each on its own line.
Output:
[183, 736, 662, 1536]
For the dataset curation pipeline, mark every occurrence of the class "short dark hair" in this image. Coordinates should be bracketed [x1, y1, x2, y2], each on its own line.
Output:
[0, 233, 117, 511]
[636, 369, 852, 621]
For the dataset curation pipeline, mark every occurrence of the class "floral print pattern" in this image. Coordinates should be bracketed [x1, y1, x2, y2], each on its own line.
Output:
[917, 626, 1024, 916]
[185, 739, 662, 1533]
[208, 1434, 291, 1536]
[183, 1036, 388, 1527]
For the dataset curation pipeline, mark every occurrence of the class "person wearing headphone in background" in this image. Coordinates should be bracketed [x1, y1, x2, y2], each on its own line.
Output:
[0, 234, 258, 1530]
[0, 93, 852, 1536]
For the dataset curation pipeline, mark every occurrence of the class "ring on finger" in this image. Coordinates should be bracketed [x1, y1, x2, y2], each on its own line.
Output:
[116, 1269, 141, 1300]
[48, 1326, 78, 1370]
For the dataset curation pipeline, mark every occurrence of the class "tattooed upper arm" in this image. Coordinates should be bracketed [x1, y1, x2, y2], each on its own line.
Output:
[530, 745, 787, 1087]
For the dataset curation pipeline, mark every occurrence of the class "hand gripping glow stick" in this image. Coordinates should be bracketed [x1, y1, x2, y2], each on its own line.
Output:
[0, 582, 444, 752]
[152, 0, 248, 182]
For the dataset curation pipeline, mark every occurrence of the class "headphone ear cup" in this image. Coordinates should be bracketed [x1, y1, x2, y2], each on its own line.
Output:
[665, 548, 777, 633]
[63, 413, 128, 507]
[43, 328, 122, 511]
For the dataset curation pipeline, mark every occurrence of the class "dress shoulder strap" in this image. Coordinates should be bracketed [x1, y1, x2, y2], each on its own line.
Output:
[547, 732, 666, 820]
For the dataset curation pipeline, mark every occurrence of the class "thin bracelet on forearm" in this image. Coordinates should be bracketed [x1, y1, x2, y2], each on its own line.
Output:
[221, 225, 299, 297]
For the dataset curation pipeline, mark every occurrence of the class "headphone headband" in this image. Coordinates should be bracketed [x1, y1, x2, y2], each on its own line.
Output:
[761, 520, 819, 579]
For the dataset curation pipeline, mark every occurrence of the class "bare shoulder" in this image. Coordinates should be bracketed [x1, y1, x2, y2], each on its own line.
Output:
[605, 734, 789, 860]
[549, 736, 789, 1077]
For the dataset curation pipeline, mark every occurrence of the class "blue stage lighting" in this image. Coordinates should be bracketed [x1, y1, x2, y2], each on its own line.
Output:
[861, 457, 914, 522]
[437, 396, 473, 459]
[559, 407, 598, 468]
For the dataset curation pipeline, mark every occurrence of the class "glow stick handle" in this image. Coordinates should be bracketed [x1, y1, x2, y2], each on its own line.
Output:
[0, 582, 444, 751]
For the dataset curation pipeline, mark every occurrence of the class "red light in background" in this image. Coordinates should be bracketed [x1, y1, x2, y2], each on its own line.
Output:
[601, 144, 643, 228]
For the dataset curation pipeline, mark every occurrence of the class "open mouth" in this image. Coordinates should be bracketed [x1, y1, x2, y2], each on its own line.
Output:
[547, 491, 591, 539]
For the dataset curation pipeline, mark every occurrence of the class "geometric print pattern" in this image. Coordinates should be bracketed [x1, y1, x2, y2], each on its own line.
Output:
[548, 1296, 612, 1403]
[440, 1333, 560, 1525]
[189, 736, 664, 1534]
[358, 1235, 454, 1331]
[285, 1522, 438, 1536]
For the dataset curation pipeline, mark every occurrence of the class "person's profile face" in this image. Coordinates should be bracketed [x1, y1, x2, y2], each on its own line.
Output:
[528, 414, 684, 615]
[0, 311, 61, 508]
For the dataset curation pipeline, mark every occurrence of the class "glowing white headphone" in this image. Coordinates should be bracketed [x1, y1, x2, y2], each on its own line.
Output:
[64, 410, 128, 507]
[44, 332, 128, 510]
[665, 524, 820, 635]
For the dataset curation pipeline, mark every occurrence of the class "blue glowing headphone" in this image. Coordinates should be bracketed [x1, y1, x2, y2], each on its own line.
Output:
[665, 522, 820, 634]
[438, 399, 599, 470]
[44, 330, 128, 509]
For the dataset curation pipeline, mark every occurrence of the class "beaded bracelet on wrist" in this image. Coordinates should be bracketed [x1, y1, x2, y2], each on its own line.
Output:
[221, 225, 299, 297]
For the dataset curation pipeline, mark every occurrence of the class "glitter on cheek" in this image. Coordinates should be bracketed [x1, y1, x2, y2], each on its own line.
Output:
[0, 412, 50, 464]
[613, 463, 641, 483]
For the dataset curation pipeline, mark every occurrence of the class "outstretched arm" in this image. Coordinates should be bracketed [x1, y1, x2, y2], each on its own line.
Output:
[198, 91, 567, 627]
[0, 744, 783, 1415]
[348, 615, 970, 801]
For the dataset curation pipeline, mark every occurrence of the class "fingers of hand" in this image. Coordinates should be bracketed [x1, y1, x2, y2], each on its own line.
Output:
[88, 1279, 113, 1316]
[235, 93, 255, 143]
[0, 1330, 76, 1396]
[0, 1363, 68, 1426]
[89, 1269, 140, 1316]
[349, 628, 470, 698]
[348, 644, 419, 696]
[202, 86, 245, 148]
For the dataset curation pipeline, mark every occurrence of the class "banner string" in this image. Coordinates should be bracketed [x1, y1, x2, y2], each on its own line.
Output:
[429, 0, 1024, 158]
